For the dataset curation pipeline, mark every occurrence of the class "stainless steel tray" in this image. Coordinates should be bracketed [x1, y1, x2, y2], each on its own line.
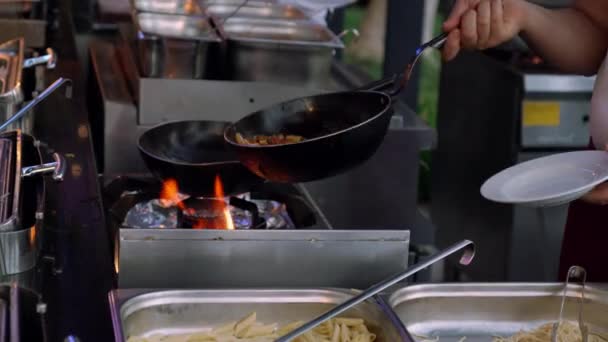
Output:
[135, 12, 221, 41]
[132, 0, 203, 15]
[110, 288, 412, 342]
[205, 3, 308, 20]
[223, 17, 342, 47]
[222, 18, 343, 87]
[389, 283, 608, 341]
[133, 12, 222, 78]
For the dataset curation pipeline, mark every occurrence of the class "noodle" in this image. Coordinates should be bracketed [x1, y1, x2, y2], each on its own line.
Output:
[493, 322, 607, 342]
[409, 322, 607, 342]
[126, 312, 376, 342]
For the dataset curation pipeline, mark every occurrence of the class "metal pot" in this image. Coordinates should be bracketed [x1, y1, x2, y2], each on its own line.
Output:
[0, 130, 65, 276]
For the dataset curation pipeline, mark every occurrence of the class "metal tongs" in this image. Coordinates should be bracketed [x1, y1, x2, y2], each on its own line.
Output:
[551, 266, 588, 342]
[275, 239, 476, 342]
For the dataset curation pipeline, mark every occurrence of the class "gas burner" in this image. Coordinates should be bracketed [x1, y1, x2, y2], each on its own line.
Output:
[122, 194, 295, 230]
[105, 176, 320, 230]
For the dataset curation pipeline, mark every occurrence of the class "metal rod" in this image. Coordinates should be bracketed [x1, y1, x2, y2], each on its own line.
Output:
[21, 153, 66, 181]
[0, 78, 71, 132]
[23, 48, 57, 69]
[275, 239, 476, 342]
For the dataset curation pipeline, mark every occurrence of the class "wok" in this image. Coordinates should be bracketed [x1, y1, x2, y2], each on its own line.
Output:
[224, 33, 447, 183]
[138, 120, 263, 196]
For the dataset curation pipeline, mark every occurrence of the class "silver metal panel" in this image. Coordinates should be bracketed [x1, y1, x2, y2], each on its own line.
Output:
[521, 100, 590, 148]
[389, 283, 608, 341]
[524, 74, 596, 93]
[509, 152, 568, 282]
[138, 78, 326, 124]
[104, 102, 151, 178]
[90, 40, 150, 178]
[118, 230, 410, 289]
[110, 288, 410, 342]
[301, 121, 423, 231]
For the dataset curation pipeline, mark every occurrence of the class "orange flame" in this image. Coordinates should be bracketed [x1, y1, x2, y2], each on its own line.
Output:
[160, 179, 185, 210]
[214, 175, 234, 230]
[160, 177, 234, 229]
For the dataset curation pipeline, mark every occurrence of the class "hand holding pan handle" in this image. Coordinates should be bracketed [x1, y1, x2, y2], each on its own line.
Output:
[355, 32, 448, 96]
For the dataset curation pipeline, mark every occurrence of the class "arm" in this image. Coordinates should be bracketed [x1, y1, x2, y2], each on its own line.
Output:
[443, 0, 608, 75]
[522, 1, 608, 75]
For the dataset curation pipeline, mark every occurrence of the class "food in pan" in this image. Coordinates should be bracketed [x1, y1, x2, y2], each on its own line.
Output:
[235, 133, 305, 146]
[126, 311, 377, 342]
[493, 322, 606, 342]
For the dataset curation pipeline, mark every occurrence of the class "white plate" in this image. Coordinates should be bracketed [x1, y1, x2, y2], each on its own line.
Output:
[481, 151, 608, 207]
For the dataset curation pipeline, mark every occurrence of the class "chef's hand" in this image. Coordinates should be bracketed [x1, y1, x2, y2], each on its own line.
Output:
[581, 182, 608, 205]
[442, 0, 529, 61]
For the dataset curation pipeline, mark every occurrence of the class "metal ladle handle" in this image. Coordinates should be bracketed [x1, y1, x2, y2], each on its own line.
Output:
[0, 78, 72, 132]
[275, 239, 476, 342]
[21, 153, 66, 182]
[22, 48, 57, 69]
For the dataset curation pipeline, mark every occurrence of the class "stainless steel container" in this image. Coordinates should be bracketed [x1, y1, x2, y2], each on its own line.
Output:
[132, 0, 203, 15]
[109, 288, 412, 342]
[0, 131, 41, 276]
[389, 283, 608, 340]
[204, 3, 308, 20]
[0, 226, 37, 275]
[0, 130, 65, 276]
[223, 18, 344, 88]
[133, 12, 222, 79]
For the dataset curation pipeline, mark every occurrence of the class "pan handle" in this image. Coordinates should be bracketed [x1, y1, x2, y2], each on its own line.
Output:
[355, 32, 448, 97]
[352, 74, 401, 94]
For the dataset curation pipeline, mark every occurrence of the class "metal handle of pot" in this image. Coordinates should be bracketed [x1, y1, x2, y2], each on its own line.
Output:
[21, 153, 66, 182]
[22, 48, 57, 69]
[275, 239, 476, 342]
[0, 78, 72, 133]
[337, 28, 360, 40]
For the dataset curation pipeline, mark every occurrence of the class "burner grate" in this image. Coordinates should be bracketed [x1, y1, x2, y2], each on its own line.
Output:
[122, 193, 296, 230]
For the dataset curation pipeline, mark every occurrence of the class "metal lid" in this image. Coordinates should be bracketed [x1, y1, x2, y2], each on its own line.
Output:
[222, 17, 344, 48]
[134, 12, 222, 42]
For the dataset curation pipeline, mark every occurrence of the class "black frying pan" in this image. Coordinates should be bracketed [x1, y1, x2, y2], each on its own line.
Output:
[224, 34, 447, 183]
[138, 120, 263, 196]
